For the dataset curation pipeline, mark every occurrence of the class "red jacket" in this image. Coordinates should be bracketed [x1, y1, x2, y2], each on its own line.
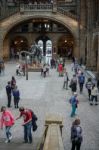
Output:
[1, 110, 14, 128]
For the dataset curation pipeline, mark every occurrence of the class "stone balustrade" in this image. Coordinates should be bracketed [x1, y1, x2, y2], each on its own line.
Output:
[20, 4, 53, 12]
[57, 7, 78, 21]
[0, 3, 78, 21]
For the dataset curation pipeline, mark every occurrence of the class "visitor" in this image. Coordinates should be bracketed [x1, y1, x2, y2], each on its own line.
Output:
[11, 76, 16, 90]
[69, 75, 77, 93]
[58, 63, 63, 77]
[90, 84, 98, 105]
[0, 106, 14, 143]
[16, 107, 33, 143]
[63, 71, 69, 90]
[13, 86, 20, 108]
[6, 81, 12, 108]
[78, 72, 85, 93]
[85, 78, 93, 100]
[69, 92, 79, 117]
[71, 118, 83, 150]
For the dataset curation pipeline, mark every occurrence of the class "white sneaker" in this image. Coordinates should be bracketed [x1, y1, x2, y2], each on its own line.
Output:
[5, 139, 9, 143]
[9, 135, 12, 140]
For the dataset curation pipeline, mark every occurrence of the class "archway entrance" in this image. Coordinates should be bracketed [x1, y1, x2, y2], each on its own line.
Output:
[58, 34, 74, 58]
[10, 36, 28, 58]
[36, 35, 52, 64]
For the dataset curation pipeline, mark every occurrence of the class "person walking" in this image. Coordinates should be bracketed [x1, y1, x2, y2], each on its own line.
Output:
[69, 92, 79, 117]
[13, 86, 20, 108]
[6, 81, 12, 108]
[0, 106, 14, 143]
[90, 84, 98, 105]
[63, 71, 69, 90]
[16, 107, 33, 143]
[58, 63, 63, 76]
[78, 72, 85, 93]
[43, 64, 47, 78]
[71, 119, 83, 150]
[11, 76, 16, 90]
[70, 75, 77, 93]
[85, 78, 93, 100]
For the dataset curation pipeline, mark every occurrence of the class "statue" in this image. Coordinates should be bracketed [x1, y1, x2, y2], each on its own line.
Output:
[29, 43, 42, 63]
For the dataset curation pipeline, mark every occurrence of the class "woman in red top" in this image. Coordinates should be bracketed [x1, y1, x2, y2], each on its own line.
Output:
[58, 64, 63, 76]
[0, 106, 14, 143]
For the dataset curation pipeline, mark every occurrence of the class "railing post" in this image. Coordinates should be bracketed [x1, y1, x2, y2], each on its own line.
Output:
[53, 0, 57, 13]
[20, 4, 24, 13]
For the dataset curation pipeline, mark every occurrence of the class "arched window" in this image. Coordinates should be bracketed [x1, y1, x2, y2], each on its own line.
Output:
[46, 40, 52, 56]
[38, 40, 43, 55]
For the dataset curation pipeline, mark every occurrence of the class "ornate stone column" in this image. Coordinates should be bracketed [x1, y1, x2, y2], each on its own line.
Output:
[0, 29, 4, 58]
[53, 0, 57, 13]
[86, 32, 93, 69]
[97, 34, 99, 72]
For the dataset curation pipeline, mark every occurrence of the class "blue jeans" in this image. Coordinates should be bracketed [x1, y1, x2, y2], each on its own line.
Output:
[5, 126, 12, 140]
[24, 121, 32, 143]
[71, 104, 76, 117]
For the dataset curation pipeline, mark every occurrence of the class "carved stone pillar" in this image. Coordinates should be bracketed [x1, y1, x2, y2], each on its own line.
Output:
[80, 0, 86, 27]
[0, 29, 4, 58]
[97, 34, 99, 72]
[73, 39, 79, 59]
[53, 0, 57, 13]
[87, 0, 93, 30]
[86, 32, 92, 69]
[28, 23, 33, 32]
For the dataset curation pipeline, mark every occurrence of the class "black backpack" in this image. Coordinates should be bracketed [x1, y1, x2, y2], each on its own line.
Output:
[32, 113, 38, 132]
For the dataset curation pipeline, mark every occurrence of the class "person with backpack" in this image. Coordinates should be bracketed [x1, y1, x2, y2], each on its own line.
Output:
[16, 107, 33, 143]
[71, 119, 83, 150]
[78, 72, 85, 93]
[0, 106, 15, 143]
[69, 92, 79, 117]
[70, 75, 77, 93]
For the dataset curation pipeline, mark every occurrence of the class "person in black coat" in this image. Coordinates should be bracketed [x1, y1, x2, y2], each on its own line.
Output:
[6, 81, 12, 107]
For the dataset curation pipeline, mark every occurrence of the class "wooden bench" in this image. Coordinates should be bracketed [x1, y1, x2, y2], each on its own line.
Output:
[43, 124, 64, 150]
[37, 114, 64, 150]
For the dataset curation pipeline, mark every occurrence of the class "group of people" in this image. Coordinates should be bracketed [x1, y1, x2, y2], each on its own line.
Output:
[16, 63, 25, 76]
[41, 64, 49, 78]
[0, 106, 37, 144]
[0, 56, 99, 150]
[6, 76, 20, 108]
[61, 57, 99, 150]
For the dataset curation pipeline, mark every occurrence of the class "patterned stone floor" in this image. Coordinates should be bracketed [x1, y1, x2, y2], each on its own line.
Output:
[0, 61, 99, 150]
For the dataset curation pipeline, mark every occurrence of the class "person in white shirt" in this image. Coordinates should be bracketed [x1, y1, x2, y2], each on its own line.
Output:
[63, 71, 69, 90]
[90, 84, 98, 105]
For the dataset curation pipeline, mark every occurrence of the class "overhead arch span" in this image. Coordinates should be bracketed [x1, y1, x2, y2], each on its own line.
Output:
[1, 12, 79, 42]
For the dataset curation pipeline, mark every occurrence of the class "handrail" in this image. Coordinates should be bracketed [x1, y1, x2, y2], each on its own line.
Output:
[20, 4, 53, 12]
[57, 7, 78, 21]
[0, 6, 19, 20]
[0, 4, 78, 21]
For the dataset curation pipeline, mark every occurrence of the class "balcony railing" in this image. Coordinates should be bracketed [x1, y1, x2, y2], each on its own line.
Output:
[0, 3, 77, 21]
[57, 7, 78, 21]
[20, 4, 53, 12]
[0, 6, 19, 20]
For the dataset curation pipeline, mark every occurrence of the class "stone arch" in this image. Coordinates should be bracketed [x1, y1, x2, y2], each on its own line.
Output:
[2, 13, 78, 41]
[57, 34, 75, 57]
[1, 13, 79, 58]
